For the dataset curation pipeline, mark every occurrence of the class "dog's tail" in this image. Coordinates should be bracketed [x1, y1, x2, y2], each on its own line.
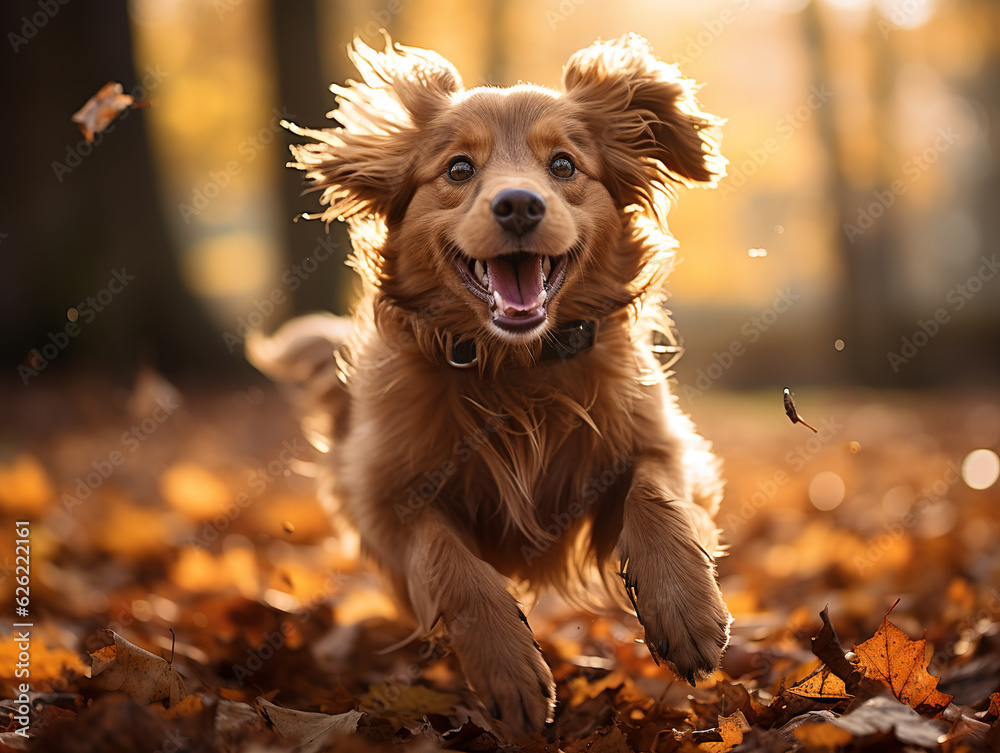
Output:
[245, 313, 353, 453]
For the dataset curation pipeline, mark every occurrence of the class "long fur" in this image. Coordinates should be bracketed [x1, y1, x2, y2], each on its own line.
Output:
[248, 33, 731, 737]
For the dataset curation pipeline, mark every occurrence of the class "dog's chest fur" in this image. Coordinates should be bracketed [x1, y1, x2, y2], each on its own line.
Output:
[335, 328, 661, 577]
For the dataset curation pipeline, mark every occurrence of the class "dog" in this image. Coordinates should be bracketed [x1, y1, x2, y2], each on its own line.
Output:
[247, 33, 731, 737]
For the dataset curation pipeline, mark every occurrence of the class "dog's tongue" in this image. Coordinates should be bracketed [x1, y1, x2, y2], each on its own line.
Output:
[487, 254, 545, 316]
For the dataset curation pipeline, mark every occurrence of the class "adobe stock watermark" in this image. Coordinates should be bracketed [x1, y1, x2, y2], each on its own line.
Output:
[671, 0, 750, 68]
[365, 609, 478, 716]
[178, 107, 295, 223]
[186, 438, 307, 547]
[547, 0, 587, 29]
[18, 268, 135, 386]
[853, 460, 962, 575]
[720, 84, 833, 201]
[353, 0, 414, 40]
[844, 126, 959, 243]
[7, 0, 71, 54]
[887, 254, 998, 373]
[51, 66, 169, 182]
[877, 0, 933, 39]
[223, 235, 341, 353]
[232, 569, 346, 685]
[394, 415, 510, 523]
[61, 394, 180, 513]
[521, 451, 637, 566]
[680, 287, 800, 402]
[725, 415, 844, 535]
[928, 587, 1000, 674]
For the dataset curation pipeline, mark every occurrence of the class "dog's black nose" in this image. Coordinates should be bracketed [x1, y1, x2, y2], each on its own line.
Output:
[491, 188, 545, 235]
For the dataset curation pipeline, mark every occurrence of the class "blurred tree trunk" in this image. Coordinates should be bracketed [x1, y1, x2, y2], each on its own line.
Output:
[801, 1, 895, 387]
[0, 0, 225, 382]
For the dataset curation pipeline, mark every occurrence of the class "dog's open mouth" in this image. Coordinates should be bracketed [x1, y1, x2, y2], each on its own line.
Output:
[455, 251, 569, 333]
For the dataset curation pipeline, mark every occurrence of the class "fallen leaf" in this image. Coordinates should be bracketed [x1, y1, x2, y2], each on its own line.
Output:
[702, 712, 746, 753]
[716, 681, 774, 727]
[987, 691, 1000, 724]
[358, 683, 463, 730]
[809, 606, 860, 689]
[0, 454, 54, 512]
[829, 694, 946, 747]
[563, 723, 630, 753]
[258, 698, 363, 753]
[788, 662, 852, 701]
[852, 614, 953, 715]
[792, 721, 852, 751]
[88, 630, 188, 706]
[672, 712, 746, 753]
[0, 636, 86, 683]
[71, 82, 136, 143]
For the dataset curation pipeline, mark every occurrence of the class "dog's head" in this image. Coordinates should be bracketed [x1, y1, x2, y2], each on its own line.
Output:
[289, 34, 723, 354]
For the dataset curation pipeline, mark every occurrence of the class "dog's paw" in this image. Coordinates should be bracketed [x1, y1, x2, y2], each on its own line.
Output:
[449, 608, 555, 737]
[621, 549, 731, 683]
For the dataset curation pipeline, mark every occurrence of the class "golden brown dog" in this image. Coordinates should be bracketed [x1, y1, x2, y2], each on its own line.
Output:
[248, 34, 731, 736]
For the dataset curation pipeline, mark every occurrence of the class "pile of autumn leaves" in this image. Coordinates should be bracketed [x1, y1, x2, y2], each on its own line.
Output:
[9, 604, 1000, 752]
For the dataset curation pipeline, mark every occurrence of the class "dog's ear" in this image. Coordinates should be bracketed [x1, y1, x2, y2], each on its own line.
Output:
[287, 37, 462, 225]
[563, 34, 724, 220]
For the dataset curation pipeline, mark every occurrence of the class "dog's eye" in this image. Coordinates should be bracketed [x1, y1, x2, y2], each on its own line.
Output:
[447, 159, 475, 182]
[549, 155, 575, 179]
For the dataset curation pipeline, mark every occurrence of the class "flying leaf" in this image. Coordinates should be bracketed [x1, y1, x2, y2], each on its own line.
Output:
[71, 82, 146, 143]
[852, 615, 954, 715]
[783, 388, 818, 432]
[88, 630, 188, 706]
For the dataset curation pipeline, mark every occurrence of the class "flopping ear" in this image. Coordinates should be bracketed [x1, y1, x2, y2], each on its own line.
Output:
[563, 34, 724, 221]
[286, 37, 462, 225]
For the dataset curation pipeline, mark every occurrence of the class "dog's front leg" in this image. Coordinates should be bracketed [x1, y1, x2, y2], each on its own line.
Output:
[617, 456, 731, 682]
[403, 511, 555, 736]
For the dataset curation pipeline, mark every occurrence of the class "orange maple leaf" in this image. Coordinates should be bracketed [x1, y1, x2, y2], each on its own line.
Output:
[852, 613, 953, 716]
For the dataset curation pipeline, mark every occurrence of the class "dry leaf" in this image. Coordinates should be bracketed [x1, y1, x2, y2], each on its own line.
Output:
[71, 82, 136, 143]
[358, 683, 463, 730]
[88, 629, 188, 706]
[673, 711, 746, 753]
[987, 691, 1000, 724]
[829, 694, 945, 747]
[853, 614, 954, 715]
[783, 388, 818, 432]
[788, 663, 852, 701]
[809, 606, 860, 688]
[258, 698, 363, 753]
[792, 721, 853, 751]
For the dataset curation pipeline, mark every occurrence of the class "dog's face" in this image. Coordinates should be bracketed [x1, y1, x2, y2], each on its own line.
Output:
[396, 87, 621, 339]
[289, 35, 723, 346]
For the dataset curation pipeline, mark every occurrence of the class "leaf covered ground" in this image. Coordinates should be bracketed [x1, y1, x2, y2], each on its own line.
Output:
[1, 375, 998, 752]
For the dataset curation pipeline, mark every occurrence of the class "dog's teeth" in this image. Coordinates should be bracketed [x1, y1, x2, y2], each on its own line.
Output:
[474, 260, 487, 288]
[542, 256, 551, 280]
[493, 291, 502, 310]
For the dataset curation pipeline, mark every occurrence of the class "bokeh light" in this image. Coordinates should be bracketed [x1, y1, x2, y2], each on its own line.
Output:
[809, 471, 846, 510]
[961, 448, 1000, 490]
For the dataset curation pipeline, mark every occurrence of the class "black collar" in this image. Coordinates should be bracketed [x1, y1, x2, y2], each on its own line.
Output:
[445, 320, 599, 369]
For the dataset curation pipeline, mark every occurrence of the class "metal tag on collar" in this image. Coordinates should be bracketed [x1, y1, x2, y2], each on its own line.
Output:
[445, 333, 478, 369]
